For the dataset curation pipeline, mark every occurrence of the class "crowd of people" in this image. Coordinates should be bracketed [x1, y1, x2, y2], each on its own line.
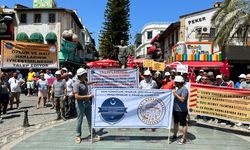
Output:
[0, 66, 249, 145]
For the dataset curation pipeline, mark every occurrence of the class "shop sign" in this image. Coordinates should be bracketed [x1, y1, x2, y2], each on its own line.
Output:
[1, 40, 59, 69]
[173, 42, 212, 55]
[188, 17, 206, 25]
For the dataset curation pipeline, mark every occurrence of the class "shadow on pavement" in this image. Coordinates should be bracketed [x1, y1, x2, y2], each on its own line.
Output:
[194, 122, 250, 136]
[29, 112, 55, 116]
[20, 106, 35, 109]
[3, 114, 21, 119]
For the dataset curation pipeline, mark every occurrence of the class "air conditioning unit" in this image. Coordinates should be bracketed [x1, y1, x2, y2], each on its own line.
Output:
[201, 27, 210, 34]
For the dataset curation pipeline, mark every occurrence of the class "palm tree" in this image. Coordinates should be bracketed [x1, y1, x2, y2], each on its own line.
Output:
[211, 0, 250, 47]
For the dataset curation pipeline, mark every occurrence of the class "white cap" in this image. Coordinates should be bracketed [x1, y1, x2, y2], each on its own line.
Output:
[68, 72, 73, 76]
[238, 74, 246, 79]
[196, 76, 202, 82]
[55, 70, 61, 75]
[199, 70, 204, 72]
[171, 69, 176, 72]
[165, 72, 171, 76]
[216, 75, 223, 79]
[76, 68, 87, 76]
[61, 67, 68, 72]
[174, 76, 184, 83]
[207, 71, 214, 76]
[144, 70, 152, 76]
[201, 76, 207, 79]
[155, 71, 161, 75]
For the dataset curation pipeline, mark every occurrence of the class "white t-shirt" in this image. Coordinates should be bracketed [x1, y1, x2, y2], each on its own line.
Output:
[139, 79, 157, 89]
[44, 73, 54, 79]
[8, 77, 24, 92]
[66, 78, 74, 96]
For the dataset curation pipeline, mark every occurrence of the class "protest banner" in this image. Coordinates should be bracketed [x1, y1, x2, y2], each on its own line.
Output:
[88, 68, 139, 89]
[189, 84, 250, 124]
[92, 88, 174, 128]
[143, 59, 153, 68]
[152, 61, 165, 71]
[1, 40, 58, 69]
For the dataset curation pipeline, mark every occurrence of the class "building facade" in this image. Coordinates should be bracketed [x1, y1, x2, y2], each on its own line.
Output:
[14, 4, 96, 68]
[135, 23, 170, 58]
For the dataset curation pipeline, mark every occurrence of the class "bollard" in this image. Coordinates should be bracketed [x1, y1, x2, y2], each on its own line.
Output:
[23, 109, 30, 127]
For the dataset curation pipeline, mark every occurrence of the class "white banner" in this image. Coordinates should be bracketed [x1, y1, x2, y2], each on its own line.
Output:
[88, 68, 139, 89]
[176, 65, 188, 73]
[92, 88, 174, 128]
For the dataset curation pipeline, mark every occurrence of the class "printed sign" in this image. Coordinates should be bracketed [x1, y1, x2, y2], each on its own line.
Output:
[152, 62, 165, 71]
[173, 42, 213, 55]
[88, 68, 139, 89]
[189, 84, 250, 124]
[143, 59, 153, 68]
[176, 65, 188, 73]
[1, 40, 58, 69]
[92, 88, 174, 128]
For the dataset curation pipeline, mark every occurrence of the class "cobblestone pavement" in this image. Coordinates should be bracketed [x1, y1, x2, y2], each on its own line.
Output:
[0, 94, 62, 149]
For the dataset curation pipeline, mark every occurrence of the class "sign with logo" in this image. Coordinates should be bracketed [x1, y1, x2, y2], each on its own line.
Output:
[176, 65, 188, 73]
[152, 62, 165, 71]
[88, 68, 139, 89]
[33, 0, 56, 8]
[1, 40, 59, 69]
[92, 89, 174, 128]
[173, 42, 213, 55]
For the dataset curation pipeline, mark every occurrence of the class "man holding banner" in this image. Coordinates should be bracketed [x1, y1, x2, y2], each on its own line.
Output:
[73, 68, 100, 144]
[171, 76, 189, 145]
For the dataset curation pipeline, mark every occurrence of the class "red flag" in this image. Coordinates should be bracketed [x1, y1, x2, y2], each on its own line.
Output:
[220, 58, 230, 77]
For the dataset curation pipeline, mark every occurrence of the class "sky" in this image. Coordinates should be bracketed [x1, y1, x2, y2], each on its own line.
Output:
[1, 0, 219, 46]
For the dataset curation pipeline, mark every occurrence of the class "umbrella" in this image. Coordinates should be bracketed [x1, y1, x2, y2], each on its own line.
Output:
[86, 59, 120, 68]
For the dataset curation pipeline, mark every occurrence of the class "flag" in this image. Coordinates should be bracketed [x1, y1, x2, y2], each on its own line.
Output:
[220, 58, 230, 77]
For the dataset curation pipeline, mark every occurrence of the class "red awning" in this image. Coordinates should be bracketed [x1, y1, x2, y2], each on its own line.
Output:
[150, 35, 159, 44]
[147, 45, 156, 54]
[167, 61, 224, 70]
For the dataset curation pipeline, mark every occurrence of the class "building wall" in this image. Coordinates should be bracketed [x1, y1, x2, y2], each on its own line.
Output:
[135, 23, 170, 58]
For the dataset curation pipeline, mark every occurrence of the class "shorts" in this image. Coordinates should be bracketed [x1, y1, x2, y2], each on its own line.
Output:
[38, 90, 48, 98]
[27, 81, 34, 89]
[173, 111, 188, 126]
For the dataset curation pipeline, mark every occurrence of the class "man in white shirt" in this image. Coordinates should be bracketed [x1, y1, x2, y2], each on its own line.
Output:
[65, 72, 76, 118]
[8, 73, 25, 109]
[139, 70, 157, 89]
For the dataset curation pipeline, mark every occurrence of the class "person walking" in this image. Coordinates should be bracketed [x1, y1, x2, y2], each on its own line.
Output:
[171, 76, 189, 145]
[0, 73, 10, 115]
[8, 73, 25, 110]
[36, 73, 48, 109]
[73, 68, 99, 144]
[52, 70, 67, 121]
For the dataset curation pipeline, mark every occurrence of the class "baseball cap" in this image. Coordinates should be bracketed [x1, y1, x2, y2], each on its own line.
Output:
[68, 72, 73, 76]
[165, 72, 171, 76]
[238, 74, 246, 79]
[144, 70, 152, 76]
[216, 75, 223, 79]
[207, 71, 214, 76]
[174, 76, 184, 83]
[61, 67, 68, 72]
[55, 70, 61, 75]
[76, 68, 87, 76]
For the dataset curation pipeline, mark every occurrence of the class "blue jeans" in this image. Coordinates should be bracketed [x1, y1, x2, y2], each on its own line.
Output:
[65, 96, 76, 118]
[75, 100, 96, 137]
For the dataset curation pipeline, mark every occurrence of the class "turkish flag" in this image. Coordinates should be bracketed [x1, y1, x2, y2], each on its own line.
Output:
[220, 58, 230, 77]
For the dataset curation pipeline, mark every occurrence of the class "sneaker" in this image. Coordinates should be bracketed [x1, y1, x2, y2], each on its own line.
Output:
[248, 126, 250, 130]
[236, 122, 242, 127]
[93, 135, 101, 141]
[0, 117, 3, 123]
[178, 138, 186, 145]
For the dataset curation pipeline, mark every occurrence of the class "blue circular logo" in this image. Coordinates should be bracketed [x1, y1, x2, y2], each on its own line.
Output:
[5, 42, 13, 49]
[98, 97, 127, 124]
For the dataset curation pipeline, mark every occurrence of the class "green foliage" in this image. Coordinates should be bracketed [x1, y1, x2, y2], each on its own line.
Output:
[99, 0, 131, 59]
[212, 0, 250, 47]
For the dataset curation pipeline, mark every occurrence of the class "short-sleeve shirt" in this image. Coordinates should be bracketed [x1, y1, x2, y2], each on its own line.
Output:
[37, 79, 48, 91]
[161, 80, 174, 89]
[53, 79, 66, 97]
[240, 81, 250, 89]
[66, 79, 74, 96]
[174, 86, 189, 112]
[73, 80, 88, 99]
[27, 72, 36, 81]
[8, 77, 24, 92]
[139, 79, 157, 89]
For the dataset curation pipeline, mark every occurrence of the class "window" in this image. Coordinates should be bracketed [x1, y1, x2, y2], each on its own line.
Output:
[34, 14, 41, 23]
[48, 14, 56, 23]
[20, 14, 27, 23]
[147, 31, 152, 39]
[176, 30, 179, 42]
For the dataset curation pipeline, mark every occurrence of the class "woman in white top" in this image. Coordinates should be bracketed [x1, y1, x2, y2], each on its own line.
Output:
[36, 73, 48, 109]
